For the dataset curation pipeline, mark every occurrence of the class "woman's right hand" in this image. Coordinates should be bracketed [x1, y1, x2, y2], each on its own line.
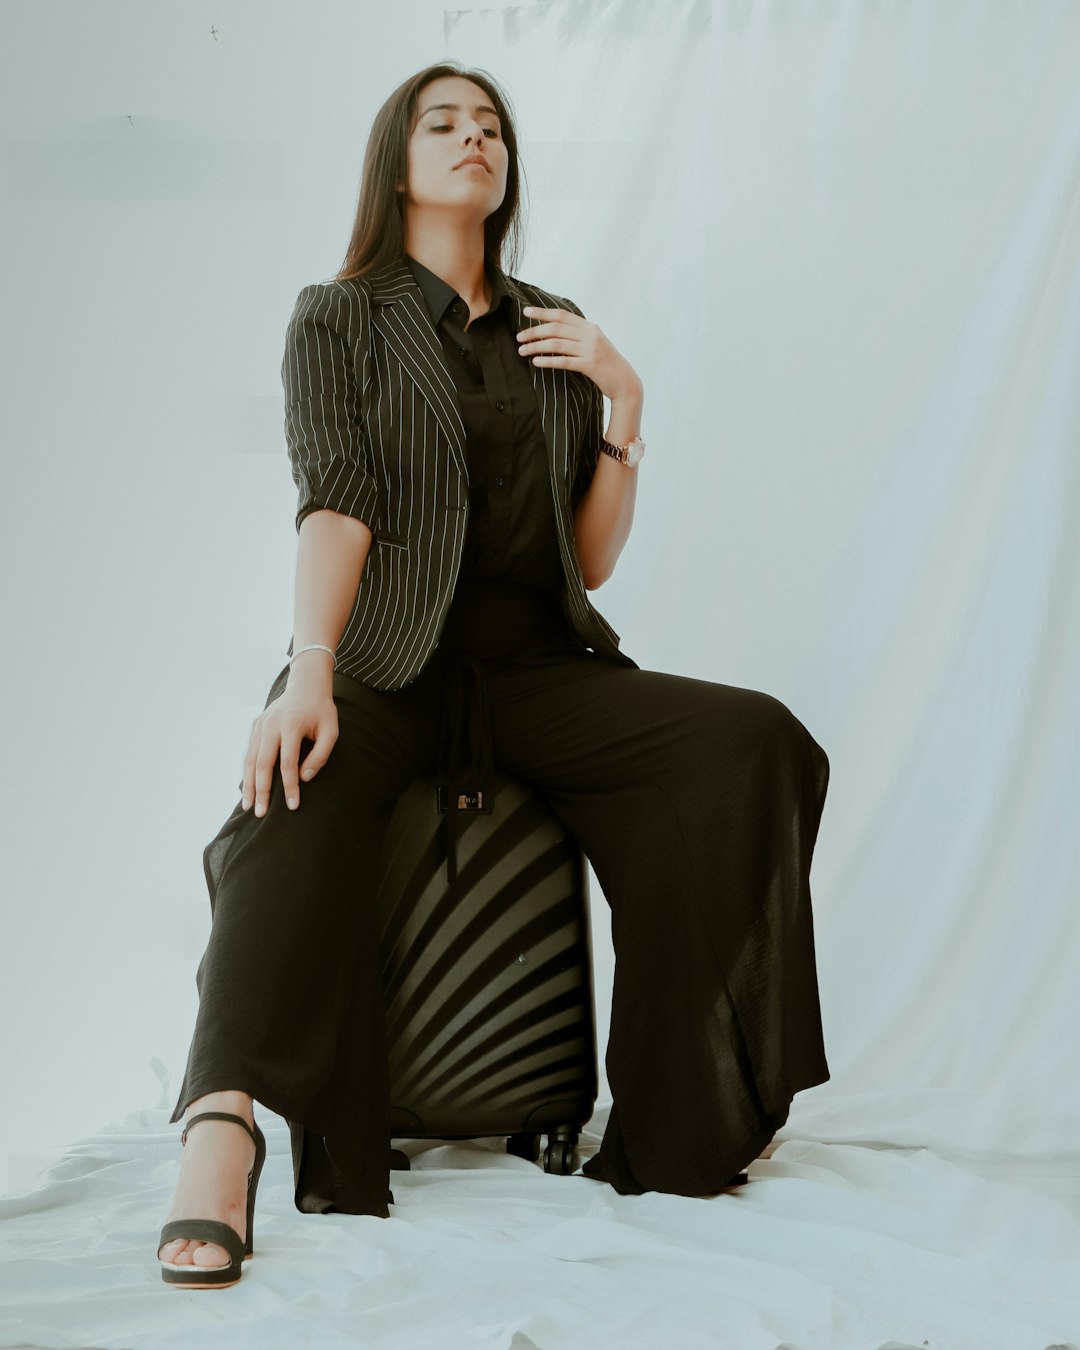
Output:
[241, 678, 339, 816]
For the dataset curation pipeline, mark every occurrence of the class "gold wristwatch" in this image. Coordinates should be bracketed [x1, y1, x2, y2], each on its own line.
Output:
[600, 435, 646, 467]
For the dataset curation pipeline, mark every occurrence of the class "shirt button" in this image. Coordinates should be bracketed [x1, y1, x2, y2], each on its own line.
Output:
[495, 400, 505, 412]
[494, 476, 506, 487]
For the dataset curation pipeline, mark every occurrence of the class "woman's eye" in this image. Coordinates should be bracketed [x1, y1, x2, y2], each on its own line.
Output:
[483, 128, 499, 138]
[432, 124, 451, 133]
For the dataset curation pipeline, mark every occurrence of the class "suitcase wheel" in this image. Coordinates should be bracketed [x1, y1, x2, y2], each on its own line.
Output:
[543, 1138, 576, 1175]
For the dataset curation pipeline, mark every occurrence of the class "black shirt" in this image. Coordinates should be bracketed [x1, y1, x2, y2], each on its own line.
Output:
[405, 254, 586, 660]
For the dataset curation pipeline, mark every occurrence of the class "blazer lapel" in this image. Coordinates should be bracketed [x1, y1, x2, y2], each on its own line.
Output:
[527, 354, 572, 495]
[368, 260, 468, 478]
[365, 258, 573, 495]
[501, 276, 572, 495]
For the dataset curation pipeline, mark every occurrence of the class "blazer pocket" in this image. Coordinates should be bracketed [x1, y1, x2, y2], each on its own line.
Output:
[373, 528, 408, 548]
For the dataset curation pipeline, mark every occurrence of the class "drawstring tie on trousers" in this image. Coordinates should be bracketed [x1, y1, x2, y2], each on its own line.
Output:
[437, 652, 495, 884]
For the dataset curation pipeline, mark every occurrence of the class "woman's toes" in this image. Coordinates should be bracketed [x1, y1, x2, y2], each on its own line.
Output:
[159, 1238, 230, 1268]
[192, 1242, 231, 1268]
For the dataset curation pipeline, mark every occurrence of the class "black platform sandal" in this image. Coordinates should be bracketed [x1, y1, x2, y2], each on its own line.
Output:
[157, 1110, 267, 1289]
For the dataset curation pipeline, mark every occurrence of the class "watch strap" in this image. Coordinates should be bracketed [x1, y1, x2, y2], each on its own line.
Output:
[601, 436, 644, 465]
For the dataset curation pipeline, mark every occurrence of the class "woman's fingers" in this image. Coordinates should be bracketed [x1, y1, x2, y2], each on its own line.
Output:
[276, 710, 340, 808]
[241, 724, 260, 812]
[278, 725, 303, 810]
[517, 320, 580, 340]
[517, 323, 582, 351]
[518, 335, 584, 357]
[239, 694, 339, 817]
[517, 312, 600, 374]
[520, 305, 572, 322]
[252, 727, 281, 818]
[518, 305, 582, 343]
[298, 711, 339, 787]
[518, 313, 635, 399]
[517, 326, 586, 369]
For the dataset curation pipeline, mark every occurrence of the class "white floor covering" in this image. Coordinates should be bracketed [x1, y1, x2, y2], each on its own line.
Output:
[1, 1101, 1078, 1350]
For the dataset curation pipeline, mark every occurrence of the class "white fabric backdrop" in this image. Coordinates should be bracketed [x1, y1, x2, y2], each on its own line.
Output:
[444, 0, 1080, 1158]
[2, 2, 1079, 1346]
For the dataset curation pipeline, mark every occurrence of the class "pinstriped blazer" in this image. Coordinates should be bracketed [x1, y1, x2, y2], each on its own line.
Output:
[280, 255, 638, 690]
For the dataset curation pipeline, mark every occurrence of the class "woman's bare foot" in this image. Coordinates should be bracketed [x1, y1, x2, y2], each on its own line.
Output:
[158, 1089, 257, 1273]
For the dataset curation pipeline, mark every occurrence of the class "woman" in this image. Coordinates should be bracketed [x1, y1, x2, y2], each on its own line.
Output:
[157, 60, 831, 1289]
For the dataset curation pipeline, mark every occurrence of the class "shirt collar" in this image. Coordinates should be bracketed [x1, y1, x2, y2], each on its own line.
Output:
[405, 253, 512, 328]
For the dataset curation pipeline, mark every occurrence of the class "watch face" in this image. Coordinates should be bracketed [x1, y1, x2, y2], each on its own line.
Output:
[626, 438, 645, 467]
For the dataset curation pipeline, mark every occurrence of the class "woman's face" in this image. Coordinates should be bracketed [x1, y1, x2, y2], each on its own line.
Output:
[404, 75, 509, 221]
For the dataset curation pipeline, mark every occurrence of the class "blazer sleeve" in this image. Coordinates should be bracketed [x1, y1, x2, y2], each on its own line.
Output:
[281, 281, 379, 534]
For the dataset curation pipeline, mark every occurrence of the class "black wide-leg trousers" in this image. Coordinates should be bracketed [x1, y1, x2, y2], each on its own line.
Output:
[170, 642, 831, 1217]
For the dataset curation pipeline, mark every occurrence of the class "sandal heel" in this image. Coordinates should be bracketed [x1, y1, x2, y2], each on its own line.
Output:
[244, 1128, 266, 1257]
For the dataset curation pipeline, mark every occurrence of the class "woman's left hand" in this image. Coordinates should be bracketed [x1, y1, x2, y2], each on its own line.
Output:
[517, 306, 642, 402]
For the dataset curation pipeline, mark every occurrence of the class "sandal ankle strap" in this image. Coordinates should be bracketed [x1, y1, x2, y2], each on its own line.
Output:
[181, 1110, 257, 1148]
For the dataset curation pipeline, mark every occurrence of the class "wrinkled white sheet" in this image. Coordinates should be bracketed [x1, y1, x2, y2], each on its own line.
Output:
[1, 1100, 1077, 1350]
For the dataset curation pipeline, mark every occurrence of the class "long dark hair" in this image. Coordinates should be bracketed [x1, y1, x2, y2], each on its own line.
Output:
[335, 62, 525, 281]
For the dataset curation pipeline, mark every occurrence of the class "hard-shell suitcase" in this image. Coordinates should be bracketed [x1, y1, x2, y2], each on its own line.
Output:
[375, 768, 600, 1176]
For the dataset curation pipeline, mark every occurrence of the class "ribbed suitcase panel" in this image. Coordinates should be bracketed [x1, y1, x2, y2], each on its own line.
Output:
[375, 775, 599, 1138]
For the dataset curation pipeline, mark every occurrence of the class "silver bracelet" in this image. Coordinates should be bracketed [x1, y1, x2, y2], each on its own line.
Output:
[290, 643, 336, 669]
